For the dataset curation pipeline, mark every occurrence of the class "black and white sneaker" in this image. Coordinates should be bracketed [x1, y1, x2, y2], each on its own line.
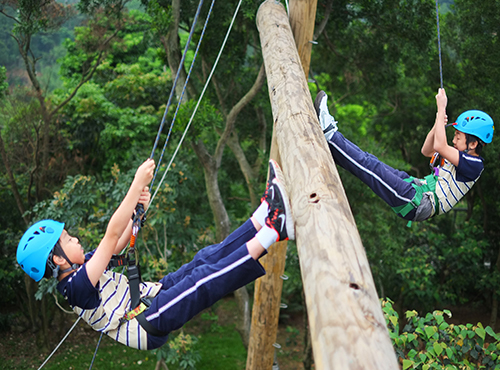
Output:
[261, 159, 279, 207]
[314, 90, 338, 140]
[263, 160, 295, 241]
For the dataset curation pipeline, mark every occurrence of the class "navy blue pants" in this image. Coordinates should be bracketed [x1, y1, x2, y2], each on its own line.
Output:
[327, 131, 417, 220]
[146, 219, 265, 349]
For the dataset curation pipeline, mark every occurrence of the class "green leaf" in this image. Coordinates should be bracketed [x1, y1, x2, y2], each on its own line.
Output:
[485, 326, 499, 340]
[445, 347, 453, 359]
[439, 321, 449, 331]
[406, 310, 418, 319]
[476, 327, 486, 340]
[402, 359, 413, 370]
[433, 341, 443, 356]
[408, 349, 418, 359]
[434, 313, 444, 325]
[425, 326, 437, 339]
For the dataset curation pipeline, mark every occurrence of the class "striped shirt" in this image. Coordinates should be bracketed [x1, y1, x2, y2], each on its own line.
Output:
[431, 151, 484, 215]
[57, 252, 162, 350]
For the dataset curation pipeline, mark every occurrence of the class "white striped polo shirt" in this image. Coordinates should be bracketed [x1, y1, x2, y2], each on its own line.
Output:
[431, 152, 484, 215]
[59, 263, 162, 350]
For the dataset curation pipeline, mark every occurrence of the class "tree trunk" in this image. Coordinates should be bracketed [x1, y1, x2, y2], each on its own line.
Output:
[490, 243, 500, 330]
[191, 139, 231, 241]
[162, 0, 266, 349]
[226, 132, 261, 209]
[0, 131, 29, 225]
[246, 135, 288, 370]
[162, 0, 196, 99]
[289, 0, 319, 78]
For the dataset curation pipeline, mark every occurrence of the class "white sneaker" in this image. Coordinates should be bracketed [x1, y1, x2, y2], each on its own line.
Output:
[314, 91, 338, 141]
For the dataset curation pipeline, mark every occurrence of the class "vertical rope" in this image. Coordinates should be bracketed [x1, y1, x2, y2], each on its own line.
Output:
[149, 0, 206, 188]
[88, 333, 104, 370]
[37, 317, 82, 370]
[147, 0, 243, 210]
[150, 0, 216, 191]
[435, 0, 443, 89]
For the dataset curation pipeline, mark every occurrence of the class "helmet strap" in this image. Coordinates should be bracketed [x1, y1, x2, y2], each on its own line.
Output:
[49, 243, 81, 278]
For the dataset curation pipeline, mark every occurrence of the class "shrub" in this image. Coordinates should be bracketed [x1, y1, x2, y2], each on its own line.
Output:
[382, 299, 500, 369]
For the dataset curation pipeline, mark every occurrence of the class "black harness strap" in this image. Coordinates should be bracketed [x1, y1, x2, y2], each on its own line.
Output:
[127, 263, 168, 337]
[119, 205, 168, 337]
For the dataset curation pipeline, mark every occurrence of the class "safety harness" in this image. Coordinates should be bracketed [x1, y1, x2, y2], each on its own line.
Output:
[109, 205, 168, 337]
[391, 153, 442, 219]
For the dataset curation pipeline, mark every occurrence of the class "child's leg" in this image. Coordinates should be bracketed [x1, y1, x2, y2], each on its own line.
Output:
[327, 131, 416, 210]
[144, 160, 294, 336]
[159, 159, 294, 289]
[314, 91, 415, 211]
[145, 240, 265, 336]
[158, 218, 258, 290]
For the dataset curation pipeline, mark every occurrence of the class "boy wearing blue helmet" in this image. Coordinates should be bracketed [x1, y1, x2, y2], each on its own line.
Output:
[314, 88, 494, 222]
[17, 159, 294, 350]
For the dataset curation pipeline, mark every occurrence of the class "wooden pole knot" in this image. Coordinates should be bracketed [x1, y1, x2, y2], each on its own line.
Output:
[309, 192, 320, 204]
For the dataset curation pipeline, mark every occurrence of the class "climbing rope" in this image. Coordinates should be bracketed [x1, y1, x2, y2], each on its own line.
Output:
[148, 0, 244, 210]
[435, 0, 443, 88]
[149, 0, 207, 189]
[150, 0, 216, 193]
[36, 317, 82, 370]
[88, 332, 104, 370]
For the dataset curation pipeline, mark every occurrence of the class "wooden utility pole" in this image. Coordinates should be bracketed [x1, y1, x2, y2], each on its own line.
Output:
[246, 1, 318, 369]
[255, 1, 399, 369]
[246, 137, 288, 370]
[289, 0, 318, 77]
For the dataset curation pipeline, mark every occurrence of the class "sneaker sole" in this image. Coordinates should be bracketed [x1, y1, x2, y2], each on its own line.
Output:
[269, 159, 295, 241]
[314, 90, 326, 118]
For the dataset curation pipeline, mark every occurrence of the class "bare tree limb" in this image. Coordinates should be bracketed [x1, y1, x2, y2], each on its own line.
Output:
[214, 64, 266, 166]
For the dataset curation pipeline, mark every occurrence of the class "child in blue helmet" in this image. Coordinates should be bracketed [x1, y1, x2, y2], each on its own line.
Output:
[17, 159, 294, 350]
[314, 88, 494, 222]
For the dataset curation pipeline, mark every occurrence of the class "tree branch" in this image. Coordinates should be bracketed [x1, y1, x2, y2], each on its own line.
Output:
[49, 28, 119, 120]
[214, 64, 266, 166]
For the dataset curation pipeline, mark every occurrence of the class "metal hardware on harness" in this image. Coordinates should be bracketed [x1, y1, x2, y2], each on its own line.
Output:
[429, 152, 444, 172]
[122, 204, 168, 337]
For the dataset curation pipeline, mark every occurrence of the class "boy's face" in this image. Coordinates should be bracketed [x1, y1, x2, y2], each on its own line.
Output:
[453, 130, 469, 152]
[59, 230, 85, 265]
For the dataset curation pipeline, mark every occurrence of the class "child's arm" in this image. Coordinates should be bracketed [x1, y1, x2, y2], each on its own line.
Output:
[421, 98, 449, 157]
[86, 159, 155, 286]
[113, 187, 151, 255]
[431, 88, 460, 166]
[421, 123, 436, 157]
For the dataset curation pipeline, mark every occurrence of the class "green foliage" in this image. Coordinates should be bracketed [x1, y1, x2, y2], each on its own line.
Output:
[382, 299, 500, 369]
[154, 332, 201, 370]
[200, 312, 222, 333]
[0, 66, 8, 99]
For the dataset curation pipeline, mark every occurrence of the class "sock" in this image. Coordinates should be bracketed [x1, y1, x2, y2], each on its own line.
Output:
[256, 224, 279, 249]
[252, 201, 269, 228]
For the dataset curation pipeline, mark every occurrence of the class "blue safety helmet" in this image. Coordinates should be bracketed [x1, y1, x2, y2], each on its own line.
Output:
[17, 220, 64, 282]
[452, 110, 494, 144]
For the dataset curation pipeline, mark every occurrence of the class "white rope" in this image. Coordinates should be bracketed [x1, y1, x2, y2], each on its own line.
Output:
[37, 317, 82, 370]
[148, 0, 244, 211]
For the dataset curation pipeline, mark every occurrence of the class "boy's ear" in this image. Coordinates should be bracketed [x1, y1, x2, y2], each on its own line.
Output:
[469, 140, 478, 151]
[53, 254, 67, 267]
